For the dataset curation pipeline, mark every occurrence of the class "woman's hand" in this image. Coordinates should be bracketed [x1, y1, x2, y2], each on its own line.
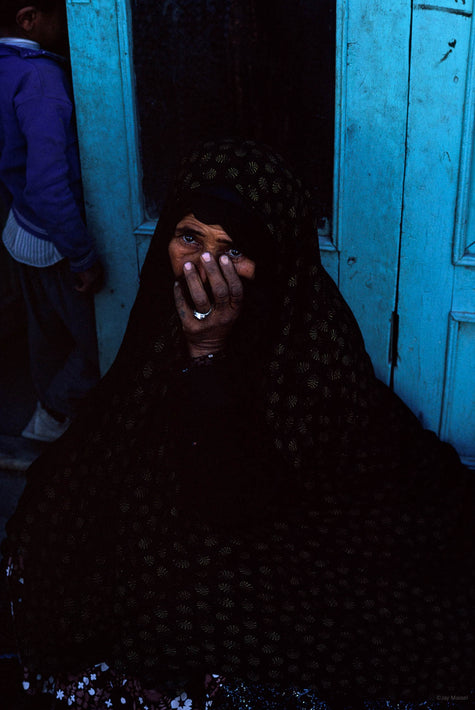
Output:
[173, 252, 243, 357]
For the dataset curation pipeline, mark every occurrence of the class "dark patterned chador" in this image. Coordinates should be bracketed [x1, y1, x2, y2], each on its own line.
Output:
[2, 139, 474, 709]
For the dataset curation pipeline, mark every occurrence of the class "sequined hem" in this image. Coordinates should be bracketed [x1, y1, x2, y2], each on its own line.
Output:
[20, 664, 221, 709]
[19, 667, 474, 710]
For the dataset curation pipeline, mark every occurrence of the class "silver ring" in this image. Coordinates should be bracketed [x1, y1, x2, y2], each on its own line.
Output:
[193, 307, 213, 320]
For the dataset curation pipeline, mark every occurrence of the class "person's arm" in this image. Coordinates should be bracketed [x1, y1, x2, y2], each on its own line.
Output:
[169, 348, 289, 526]
[15, 65, 100, 285]
[174, 351, 245, 450]
[169, 353, 258, 522]
[169, 248, 289, 522]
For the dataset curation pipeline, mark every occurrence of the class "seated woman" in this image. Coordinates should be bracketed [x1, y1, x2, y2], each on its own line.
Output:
[1, 138, 474, 709]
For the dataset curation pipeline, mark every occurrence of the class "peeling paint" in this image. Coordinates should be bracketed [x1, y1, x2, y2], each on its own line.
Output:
[439, 39, 458, 64]
[439, 48, 453, 62]
[415, 4, 472, 17]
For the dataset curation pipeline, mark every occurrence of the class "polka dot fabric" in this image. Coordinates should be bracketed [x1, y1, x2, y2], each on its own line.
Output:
[3, 139, 474, 706]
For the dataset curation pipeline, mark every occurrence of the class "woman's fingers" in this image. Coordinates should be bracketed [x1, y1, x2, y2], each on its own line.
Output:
[175, 254, 244, 357]
[178, 253, 243, 323]
[183, 261, 212, 314]
[200, 252, 230, 308]
[199, 252, 243, 312]
[218, 254, 243, 307]
[173, 280, 192, 323]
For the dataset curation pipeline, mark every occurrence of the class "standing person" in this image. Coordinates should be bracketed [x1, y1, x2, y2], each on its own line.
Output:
[0, 0, 103, 443]
[1, 138, 473, 709]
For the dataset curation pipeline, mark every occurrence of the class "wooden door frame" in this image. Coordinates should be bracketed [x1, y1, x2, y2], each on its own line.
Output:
[67, 0, 143, 372]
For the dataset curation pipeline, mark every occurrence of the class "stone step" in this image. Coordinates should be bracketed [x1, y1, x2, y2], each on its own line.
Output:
[0, 435, 45, 474]
[0, 435, 44, 550]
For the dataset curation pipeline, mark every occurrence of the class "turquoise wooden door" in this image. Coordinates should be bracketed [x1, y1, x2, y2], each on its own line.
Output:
[66, 0, 474, 466]
[337, 0, 475, 467]
[397, 1, 475, 468]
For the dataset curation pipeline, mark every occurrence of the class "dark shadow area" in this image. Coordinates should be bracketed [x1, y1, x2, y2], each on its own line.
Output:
[0, 315, 36, 437]
[0, 196, 36, 437]
[132, 0, 336, 221]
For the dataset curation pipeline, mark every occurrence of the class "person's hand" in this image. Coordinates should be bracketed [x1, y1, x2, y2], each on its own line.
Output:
[173, 252, 243, 357]
[74, 261, 104, 294]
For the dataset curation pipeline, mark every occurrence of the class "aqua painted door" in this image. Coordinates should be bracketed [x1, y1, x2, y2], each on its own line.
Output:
[66, 0, 474, 465]
[396, 2, 475, 467]
[336, 0, 475, 467]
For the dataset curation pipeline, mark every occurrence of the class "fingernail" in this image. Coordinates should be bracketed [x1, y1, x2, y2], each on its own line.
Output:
[202, 252, 211, 262]
[184, 262, 193, 271]
[220, 255, 229, 265]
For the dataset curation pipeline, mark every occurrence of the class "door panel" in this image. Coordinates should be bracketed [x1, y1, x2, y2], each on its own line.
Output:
[335, 0, 411, 384]
[395, 2, 475, 465]
[440, 313, 475, 467]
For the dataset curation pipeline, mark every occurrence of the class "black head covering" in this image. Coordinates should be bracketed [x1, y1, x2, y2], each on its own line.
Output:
[121, 138, 378, 476]
[3, 139, 474, 702]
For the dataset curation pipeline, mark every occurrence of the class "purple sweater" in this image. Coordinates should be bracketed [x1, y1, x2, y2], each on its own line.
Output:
[0, 43, 96, 271]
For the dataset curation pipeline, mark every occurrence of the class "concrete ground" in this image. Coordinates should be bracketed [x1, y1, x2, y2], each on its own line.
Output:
[0, 326, 51, 708]
[0, 327, 45, 546]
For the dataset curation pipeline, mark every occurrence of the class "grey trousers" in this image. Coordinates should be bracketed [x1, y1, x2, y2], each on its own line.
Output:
[18, 260, 100, 418]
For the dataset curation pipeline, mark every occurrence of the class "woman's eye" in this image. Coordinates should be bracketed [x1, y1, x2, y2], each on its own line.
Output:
[181, 234, 196, 245]
[226, 247, 243, 259]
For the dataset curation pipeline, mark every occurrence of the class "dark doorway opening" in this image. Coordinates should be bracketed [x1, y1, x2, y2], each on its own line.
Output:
[132, 0, 336, 226]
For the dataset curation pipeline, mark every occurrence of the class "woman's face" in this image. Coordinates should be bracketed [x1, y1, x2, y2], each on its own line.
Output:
[168, 213, 256, 283]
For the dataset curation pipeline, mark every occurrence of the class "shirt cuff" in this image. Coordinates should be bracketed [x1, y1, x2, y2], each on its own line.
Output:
[68, 248, 98, 273]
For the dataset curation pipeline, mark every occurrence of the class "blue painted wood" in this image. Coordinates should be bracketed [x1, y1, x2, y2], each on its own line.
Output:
[335, 0, 474, 463]
[396, 2, 474, 453]
[440, 313, 475, 467]
[441, 3, 475, 465]
[453, 1, 475, 267]
[66, 0, 143, 373]
[335, 0, 411, 384]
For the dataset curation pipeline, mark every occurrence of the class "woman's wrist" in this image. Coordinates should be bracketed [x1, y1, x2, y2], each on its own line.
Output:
[187, 342, 225, 358]
[180, 349, 226, 374]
